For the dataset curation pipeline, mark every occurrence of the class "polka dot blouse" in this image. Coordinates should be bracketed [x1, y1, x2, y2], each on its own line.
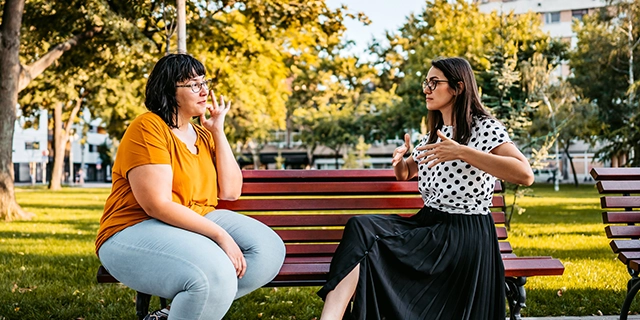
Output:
[411, 117, 511, 215]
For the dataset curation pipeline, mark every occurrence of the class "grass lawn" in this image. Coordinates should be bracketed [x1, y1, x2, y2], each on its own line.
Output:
[0, 183, 638, 319]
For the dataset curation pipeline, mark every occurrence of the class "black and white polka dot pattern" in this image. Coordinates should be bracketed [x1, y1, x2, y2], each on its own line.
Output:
[411, 117, 511, 215]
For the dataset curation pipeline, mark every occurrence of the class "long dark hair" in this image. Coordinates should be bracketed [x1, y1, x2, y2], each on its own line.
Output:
[145, 54, 206, 128]
[427, 57, 491, 145]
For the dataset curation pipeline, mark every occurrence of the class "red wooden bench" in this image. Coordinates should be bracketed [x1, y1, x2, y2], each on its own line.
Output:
[591, 167, 640, 320]
[97, 169, 564, 320]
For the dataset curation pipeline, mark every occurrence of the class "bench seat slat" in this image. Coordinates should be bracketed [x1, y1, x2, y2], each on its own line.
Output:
[502, 258, 565, 277]
[605, 225, 640, 238]
[597, 181, 640, 194]
[272, 257, 564, 283]
[600, 196, 640, 209]
[603, 212, 640, 224]
[610, 240, 640, 253]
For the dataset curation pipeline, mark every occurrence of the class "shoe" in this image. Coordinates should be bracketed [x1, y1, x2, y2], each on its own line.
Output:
[143, 308, 169, 320]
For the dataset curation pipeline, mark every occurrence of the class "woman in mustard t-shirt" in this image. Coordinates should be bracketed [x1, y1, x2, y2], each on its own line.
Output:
[96, 54, 285, 320]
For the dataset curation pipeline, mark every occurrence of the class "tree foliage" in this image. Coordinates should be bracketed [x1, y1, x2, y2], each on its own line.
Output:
[571, 0, 640, 165]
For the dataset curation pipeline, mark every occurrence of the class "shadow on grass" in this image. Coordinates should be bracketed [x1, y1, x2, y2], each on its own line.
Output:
[511, 246, 615, 260]
[0, 231, 96, 242]
[522, 287, 640, 317]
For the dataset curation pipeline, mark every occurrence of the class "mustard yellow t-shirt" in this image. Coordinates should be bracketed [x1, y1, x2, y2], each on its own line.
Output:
[95, 112, 218, 255]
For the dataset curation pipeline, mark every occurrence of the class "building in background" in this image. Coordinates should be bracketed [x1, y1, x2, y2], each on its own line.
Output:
[12, 107, 48, 184]
[12, 108, 111, 184]
[474, 0, 607, 79]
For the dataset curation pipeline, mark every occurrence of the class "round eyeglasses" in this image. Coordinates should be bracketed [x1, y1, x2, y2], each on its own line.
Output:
[176, 79, 212, 93]
[422, 78, 449, 92]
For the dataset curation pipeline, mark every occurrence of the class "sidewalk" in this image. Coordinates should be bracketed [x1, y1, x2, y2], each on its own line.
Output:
[523, 317, 640, 320]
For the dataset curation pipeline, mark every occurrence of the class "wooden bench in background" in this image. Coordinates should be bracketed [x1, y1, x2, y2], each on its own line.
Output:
[97, 169, 564, 320]
[591, 167, 640, 320]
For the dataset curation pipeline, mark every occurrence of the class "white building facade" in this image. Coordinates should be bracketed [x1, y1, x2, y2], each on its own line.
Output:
[12, 107, 111, 184]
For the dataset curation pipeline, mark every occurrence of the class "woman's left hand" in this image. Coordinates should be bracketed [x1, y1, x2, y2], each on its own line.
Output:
[200, 89, 231, 133]
[415, 130, 464, 168]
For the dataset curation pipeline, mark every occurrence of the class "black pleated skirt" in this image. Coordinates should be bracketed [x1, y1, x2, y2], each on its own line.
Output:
[317, 206, 506, 320]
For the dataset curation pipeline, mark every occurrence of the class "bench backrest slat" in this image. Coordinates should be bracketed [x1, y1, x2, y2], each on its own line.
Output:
[600, 196, 640, 209]
[603, 212, 640, 224]
[590, 168, 640, 180]
[218, 196, 505, 212]
[248, 212, 506, 227]
[240, 181, 419, 195]
[605, 226, 640, 238]
[284, 241, 514, 255]
[596, 180, 640, 194]
[274, 227, 508, 242]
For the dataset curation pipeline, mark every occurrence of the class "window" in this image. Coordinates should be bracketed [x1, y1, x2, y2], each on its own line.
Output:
[545, 11, 561, 24]
[25, 141, 40, 150]
[572, 9, 588, 21]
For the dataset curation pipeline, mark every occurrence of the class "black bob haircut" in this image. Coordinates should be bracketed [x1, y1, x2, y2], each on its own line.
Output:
[145, 54, 206, 128]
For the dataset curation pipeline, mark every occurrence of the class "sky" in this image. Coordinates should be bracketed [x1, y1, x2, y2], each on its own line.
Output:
[325, 0, 427, 59]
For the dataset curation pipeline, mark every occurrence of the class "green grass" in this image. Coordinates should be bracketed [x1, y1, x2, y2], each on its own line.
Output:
[0, 183, 638, 319]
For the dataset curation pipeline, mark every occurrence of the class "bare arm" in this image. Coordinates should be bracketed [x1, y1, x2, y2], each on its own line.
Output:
[128, 164, 246, 277]
[417, 130, 534, 186]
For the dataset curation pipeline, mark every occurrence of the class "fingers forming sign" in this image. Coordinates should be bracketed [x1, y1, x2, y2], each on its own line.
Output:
[415, 130, 462, 168]
[392, 133, 412, 167]
[200, 89, 232, 132]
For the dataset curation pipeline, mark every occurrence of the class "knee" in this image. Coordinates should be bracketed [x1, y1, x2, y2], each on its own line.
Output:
[189, 262, 238, 304]
[345, 215, 372, 231]
[253, 228, 286, 272]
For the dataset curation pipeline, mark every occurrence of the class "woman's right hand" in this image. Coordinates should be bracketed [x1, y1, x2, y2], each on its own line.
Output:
[216, 232, 247, 279]
[392, 133, 411, 167]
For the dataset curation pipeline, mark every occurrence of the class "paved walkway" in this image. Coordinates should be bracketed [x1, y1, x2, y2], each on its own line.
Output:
[523, 316, 640, 320]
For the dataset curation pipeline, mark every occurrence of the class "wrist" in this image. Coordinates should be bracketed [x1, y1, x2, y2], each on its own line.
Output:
[458, 145, 472, 162]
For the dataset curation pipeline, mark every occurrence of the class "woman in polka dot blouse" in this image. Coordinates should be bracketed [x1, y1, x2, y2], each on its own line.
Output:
[318, 57, 534, 320]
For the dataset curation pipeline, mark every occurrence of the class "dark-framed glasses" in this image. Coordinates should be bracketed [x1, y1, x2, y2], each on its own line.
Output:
[422, 78, 449, 92]
[176, 79, 212, 93]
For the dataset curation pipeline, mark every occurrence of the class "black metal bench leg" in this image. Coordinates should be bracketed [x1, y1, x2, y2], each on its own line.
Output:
[505, 277, 527, 320]
[621, 277, 640, 320]
[136, 292, 151, 320]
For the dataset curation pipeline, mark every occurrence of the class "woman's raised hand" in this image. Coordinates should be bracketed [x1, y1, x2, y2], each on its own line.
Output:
[200, 89, 231, 133]
[392, 133, 411, 167]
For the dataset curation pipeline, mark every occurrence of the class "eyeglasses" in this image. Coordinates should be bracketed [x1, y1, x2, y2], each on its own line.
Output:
[422, 78, 449, 92]
[176, 79, 212, 93]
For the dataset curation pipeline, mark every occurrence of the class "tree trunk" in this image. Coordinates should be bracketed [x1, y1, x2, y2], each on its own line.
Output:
[49, 102, 67, 190]
[0, 0, 34, 221]
[49, 97, 83, 190]
[563, 143, 579, 187]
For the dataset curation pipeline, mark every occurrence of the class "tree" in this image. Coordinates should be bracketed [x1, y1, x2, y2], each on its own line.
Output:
[371, 0, 565, 141]
[523, 53, 599, 187]
[0, 0, 33, 221]
[18, 0, 158, 190]
[571, 0, 640, 166]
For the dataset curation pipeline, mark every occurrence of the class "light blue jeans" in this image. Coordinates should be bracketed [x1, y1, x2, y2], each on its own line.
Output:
[98, 209, 286, 320]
